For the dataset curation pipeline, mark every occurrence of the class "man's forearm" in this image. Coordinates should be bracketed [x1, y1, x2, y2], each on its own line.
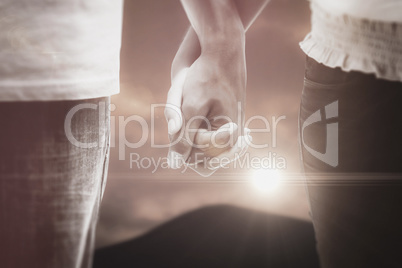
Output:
[172, 0, 269, 80]
[180, 0, 245, 53]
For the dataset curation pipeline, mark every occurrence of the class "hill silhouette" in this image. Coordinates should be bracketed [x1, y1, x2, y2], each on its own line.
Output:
[94, 205, 319, 268]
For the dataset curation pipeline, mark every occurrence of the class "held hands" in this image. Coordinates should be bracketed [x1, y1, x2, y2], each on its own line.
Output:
[165, 45, 251, 176]
[163, 0, 269, 176]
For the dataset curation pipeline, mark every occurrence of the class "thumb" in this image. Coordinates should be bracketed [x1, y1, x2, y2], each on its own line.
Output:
[167, 111, 205, 169]
[195, 122, 239, 148]
[185, 123, 239, 162]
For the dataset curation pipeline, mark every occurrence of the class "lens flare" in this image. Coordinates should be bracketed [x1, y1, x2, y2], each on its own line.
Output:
[251, 169, 281, 193]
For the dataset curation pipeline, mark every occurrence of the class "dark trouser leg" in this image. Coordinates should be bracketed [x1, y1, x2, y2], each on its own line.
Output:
[299, 57, 402, 268]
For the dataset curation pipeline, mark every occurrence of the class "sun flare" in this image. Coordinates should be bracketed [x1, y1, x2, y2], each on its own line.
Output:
[251, 169, 281, 193]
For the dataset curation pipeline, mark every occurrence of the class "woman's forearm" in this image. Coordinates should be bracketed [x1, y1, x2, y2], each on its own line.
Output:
[171, 27, 200, 82]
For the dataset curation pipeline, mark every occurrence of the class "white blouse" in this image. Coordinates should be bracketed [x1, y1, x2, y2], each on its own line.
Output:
[315, 0, 402, 22]
[300, 0, 402, 82]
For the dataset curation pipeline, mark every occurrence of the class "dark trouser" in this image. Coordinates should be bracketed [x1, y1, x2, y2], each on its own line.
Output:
[0, 97, 110, 268]
[299, 57, 402, 268]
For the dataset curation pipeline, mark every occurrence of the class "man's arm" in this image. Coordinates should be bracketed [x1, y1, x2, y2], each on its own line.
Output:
[180, 0, 245, 51]
[171, 0, 269, 84]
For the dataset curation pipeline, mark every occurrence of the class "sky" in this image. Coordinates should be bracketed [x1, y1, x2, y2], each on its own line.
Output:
[96, 0, 312, 248]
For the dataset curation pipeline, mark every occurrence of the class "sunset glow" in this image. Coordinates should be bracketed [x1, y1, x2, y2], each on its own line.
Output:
[251, 169, 281, 193]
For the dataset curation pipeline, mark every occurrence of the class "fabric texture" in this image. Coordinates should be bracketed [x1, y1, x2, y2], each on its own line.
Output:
[300, 1, 402, 82]
[0, 97, 110, 268]
[314, 0, 402, 22]
[0, 0, 123, 101]
[299, 56, 402, 268]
